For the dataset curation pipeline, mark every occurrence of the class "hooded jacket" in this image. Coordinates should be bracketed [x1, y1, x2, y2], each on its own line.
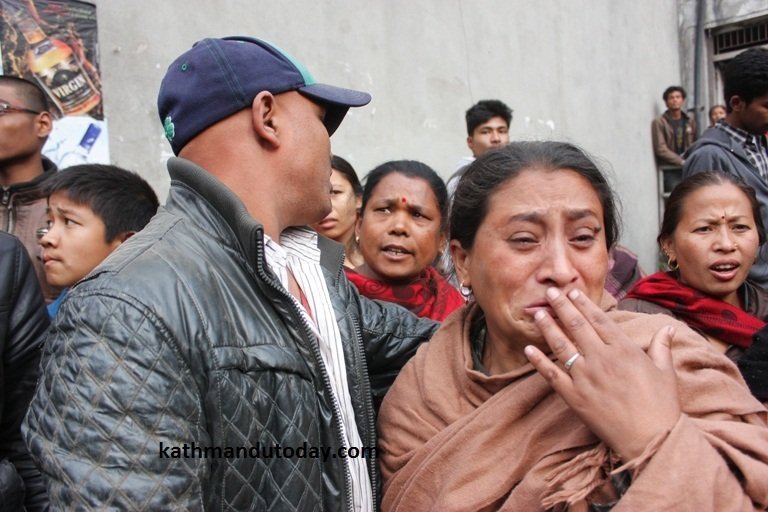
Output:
[23, 157, 438, 511]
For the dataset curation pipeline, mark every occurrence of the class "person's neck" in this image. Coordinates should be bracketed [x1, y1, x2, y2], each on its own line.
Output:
[482, 330, 531, 374]
[354, 262, 381, 280]
[354, 263, 419, 284]
[343, 237, 364, 269]
[722, 287, 742, 310]
[180, 143, 286, 241]
[667, 109, 683, 120]
[724, 112, 759, 135]
[0, 157, 45, 187]
[338, 229, 357, 257]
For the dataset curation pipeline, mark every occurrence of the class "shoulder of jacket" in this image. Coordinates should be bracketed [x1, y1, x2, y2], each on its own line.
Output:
[0, 232, 24, 294]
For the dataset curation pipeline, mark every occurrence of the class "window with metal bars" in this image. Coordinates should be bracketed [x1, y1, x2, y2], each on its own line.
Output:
[713, 18, 768, 55]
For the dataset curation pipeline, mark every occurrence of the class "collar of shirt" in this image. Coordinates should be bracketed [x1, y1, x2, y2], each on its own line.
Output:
[263, 226, 320, 290]
[262, 227, 373, 511]
[717, 120, 768, 151]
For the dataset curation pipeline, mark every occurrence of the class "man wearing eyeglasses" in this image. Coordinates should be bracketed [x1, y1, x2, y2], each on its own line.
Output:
[0, 76, 59, 302]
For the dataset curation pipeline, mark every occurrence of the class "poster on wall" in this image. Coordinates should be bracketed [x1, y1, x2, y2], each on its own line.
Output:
[0, 0, 108, 168]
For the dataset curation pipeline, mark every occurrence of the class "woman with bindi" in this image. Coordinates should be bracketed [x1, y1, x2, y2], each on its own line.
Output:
[622, 171, 768, 401]
[347, 160, 464, 321]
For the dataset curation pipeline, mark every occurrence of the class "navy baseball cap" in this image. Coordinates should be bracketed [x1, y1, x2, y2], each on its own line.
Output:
[157, 36, 372, 155]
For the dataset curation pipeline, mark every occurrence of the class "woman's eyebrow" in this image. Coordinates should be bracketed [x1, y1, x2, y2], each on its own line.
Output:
[565, 209, 600, 221]
[506, 209, 599, 224]
[691, 213, 751, 223]
[507, 211, 543, 224]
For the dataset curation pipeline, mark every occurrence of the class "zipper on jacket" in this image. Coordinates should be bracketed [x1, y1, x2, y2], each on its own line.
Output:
[255, 251, 355, 512]
[350, 312, 379, 511]
[2, 188, 14, 232]
[335, 251, 378, 510]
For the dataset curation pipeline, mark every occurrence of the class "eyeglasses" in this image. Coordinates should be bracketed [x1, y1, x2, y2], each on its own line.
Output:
[0, 101, 41, 116]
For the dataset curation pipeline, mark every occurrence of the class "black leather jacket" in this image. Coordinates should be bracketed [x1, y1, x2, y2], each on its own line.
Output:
[23, 158, 438, 511]
[0, 232, 49, 511]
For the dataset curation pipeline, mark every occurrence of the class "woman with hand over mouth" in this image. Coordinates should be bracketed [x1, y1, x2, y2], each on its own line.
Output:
[378, 143, 768, 511]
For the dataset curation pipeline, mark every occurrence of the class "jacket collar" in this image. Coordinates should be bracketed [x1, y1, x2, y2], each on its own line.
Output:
[685, 125, 751, 161]
[166, 157, 345, 279]
[663, 110, 689, 122]
[1, 156, 58, 197]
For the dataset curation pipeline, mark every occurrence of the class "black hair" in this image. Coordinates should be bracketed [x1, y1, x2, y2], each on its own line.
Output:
[659, 171, 766, 247]
[722, 47, 768, 113]
[0, 75, 49, 112]
[361, 160, 449, 231]
[465, 99, 513, 136]
[451, 141, 620, 250]
[331, 155, 362, 197]
[662, 86, 687, 102]
[43, 164, 159, 242]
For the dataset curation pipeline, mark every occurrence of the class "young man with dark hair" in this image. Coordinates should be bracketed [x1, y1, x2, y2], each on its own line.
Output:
[441, 99, 513, 281]
[0, 76, 59, 301]
[24, 36, 438, 510]
[37, 164, 159, 316]
[465, 99, 513, 158]
[684, 47, 768, 287]
[448, 99, 513, 195]
[651, 85, 697, 167]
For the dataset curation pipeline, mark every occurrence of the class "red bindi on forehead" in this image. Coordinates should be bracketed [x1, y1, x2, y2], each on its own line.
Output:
[401, 197, 407, 203]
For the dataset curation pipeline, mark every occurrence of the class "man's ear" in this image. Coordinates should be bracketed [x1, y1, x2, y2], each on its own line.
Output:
[466, 135, 475, 153]
[251, 91, 280, 149]
[449, 239, 470, 286]
[36, 111, 53, 139]
[729, 95, 745, 113]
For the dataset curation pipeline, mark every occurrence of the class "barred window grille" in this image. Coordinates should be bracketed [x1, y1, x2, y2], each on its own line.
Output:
[713, 19, 768, 55]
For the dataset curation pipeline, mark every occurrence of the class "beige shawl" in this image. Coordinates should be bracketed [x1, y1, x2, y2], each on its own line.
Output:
[379, 298, 768, 511]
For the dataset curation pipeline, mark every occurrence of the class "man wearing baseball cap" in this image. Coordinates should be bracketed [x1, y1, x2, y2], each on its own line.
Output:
[24, 37, 437, 510]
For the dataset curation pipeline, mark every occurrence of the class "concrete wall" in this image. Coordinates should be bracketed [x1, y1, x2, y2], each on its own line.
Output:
[90, 0, 685, 271]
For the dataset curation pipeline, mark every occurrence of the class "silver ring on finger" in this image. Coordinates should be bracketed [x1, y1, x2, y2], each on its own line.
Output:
[563, 352, 582, 372]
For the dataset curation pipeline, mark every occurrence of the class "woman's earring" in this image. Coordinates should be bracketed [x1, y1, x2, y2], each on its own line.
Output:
[459, 281, 473, 300]
[666, 254, 679, 271]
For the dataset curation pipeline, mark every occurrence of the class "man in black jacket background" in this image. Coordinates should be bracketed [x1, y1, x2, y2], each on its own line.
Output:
[0, 231, 48, 511]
